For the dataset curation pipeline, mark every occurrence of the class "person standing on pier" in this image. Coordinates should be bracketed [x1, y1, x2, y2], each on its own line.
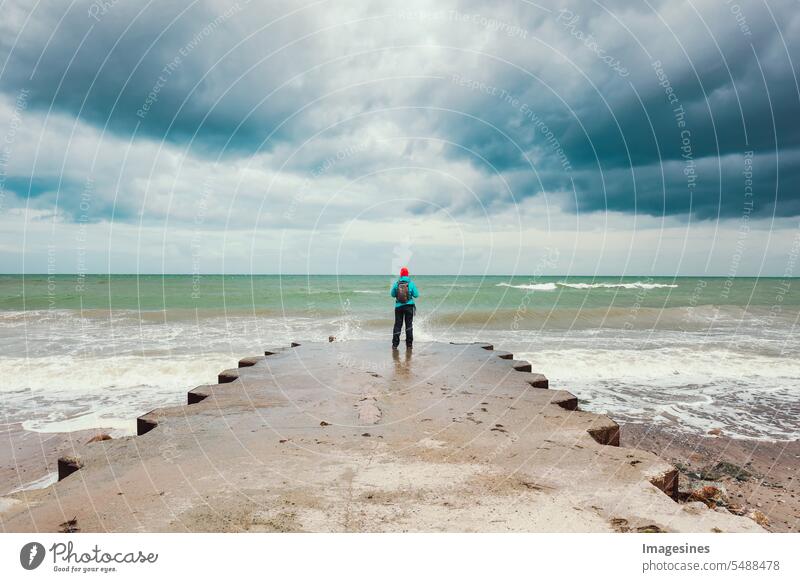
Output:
[390, 267, 419, 349]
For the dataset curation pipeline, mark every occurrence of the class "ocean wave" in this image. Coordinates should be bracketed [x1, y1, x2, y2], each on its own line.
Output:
[558, 282, 678, 290]
[497, 281, 677, 291]
[496, 282, 558, 291]
[517, 347, 800, 441]
[2, 354, 234, 434]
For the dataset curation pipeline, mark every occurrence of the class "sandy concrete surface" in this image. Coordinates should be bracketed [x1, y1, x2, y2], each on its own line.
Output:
[0, 341, 763, 532]
[0, 424, 116, 496]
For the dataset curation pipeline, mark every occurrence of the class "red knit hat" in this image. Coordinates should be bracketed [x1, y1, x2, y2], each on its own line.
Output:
[400, 267, 409, 277]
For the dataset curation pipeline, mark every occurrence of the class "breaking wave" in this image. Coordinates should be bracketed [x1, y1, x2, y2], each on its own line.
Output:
[496, 282, 558, 291]
[497, 281, 678, 291]
[558, 282, 678, 290]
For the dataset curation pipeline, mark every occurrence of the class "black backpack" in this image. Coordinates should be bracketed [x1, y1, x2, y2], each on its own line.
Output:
[396, 280, 409, 303]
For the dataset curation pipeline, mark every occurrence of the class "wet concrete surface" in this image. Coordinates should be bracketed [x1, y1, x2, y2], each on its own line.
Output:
[0, 341, 763, 532]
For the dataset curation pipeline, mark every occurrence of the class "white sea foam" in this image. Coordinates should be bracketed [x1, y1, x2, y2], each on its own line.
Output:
[496, 281, 677, 291]
[2, 355, 235, 435]
[557, 282, 678, 290]
[516, 347, 800, 441]
[496, 282, 558, 291]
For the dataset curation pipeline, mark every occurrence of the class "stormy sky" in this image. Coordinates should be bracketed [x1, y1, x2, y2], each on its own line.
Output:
[1, 0, 798, 275]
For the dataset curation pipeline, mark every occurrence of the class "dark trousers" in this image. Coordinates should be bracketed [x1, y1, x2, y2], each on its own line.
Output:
[392, 304, 414, 347]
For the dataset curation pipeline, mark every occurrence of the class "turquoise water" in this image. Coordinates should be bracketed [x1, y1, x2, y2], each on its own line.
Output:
[2, 274, 797, 316]
[0, 275, 797, 441]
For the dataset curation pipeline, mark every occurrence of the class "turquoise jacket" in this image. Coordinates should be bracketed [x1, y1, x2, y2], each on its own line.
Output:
[390, 276, 419, 308]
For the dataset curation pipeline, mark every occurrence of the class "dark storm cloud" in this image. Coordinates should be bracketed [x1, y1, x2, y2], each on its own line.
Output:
[0, 0, 332, 154]
[565, 150, 800, 219]
[3, 175, 60, 198]
[428, 0, 800, 218]
[1, 0, 799, 221]
[3, 174, 130, 221]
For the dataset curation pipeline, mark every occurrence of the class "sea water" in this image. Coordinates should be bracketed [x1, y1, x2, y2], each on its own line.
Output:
[0, 274, 797, 440]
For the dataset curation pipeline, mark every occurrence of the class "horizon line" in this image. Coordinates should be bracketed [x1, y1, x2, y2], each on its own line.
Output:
[1, 273, 796, 279]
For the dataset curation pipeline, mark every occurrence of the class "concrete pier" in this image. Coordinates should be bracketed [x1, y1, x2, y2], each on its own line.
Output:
[0, 341, 762, 532]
